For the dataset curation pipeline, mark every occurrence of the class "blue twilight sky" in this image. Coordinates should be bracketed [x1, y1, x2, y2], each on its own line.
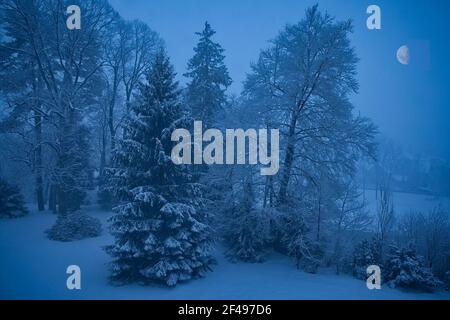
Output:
[109, 0, 450, 160]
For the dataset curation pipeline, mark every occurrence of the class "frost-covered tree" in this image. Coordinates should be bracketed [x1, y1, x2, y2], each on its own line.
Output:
[376, 183, 395, 258]
[0, 178, 28, 218]
[242, 5, 376, 205]
[184, 22, 231, 126]
[385, 246, 441, 292]
[0, 0, 115, 214]
[106, 50, 213, 286]
[121, 20, 161, 113]
[332, 179, 372, 274]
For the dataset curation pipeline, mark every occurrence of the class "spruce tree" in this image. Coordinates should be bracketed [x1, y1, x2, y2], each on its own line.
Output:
[106, 50, 213, 286]
[184, 22, 232, 127]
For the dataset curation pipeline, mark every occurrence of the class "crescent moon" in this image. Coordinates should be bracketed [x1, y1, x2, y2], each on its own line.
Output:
[397, 45, 410, 65]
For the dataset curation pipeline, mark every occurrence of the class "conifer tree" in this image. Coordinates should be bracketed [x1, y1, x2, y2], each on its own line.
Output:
[106, 49, 213, 286]
[184, 22, 232, 127]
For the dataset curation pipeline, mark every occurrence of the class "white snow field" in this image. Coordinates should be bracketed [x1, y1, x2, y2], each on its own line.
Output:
[1, 204, 449, 300]
[363, 189, 450, 217]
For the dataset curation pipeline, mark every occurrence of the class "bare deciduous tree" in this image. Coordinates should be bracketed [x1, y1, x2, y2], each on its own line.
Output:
[376, 183, 395, 257]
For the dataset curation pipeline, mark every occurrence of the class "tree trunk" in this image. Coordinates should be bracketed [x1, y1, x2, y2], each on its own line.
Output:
[49, 184, 57, 213]
[100, 120, 107, 178]
[34, 110, 45, 211]
[316, 192, 322, 241]
[58, 186, 67, 215]
[263, 176, 275, 208]
[31, 63, 45, 211]
[277, 113, 298, 204]
[109, 120, 116, 152]
[108, 71, 119, 153]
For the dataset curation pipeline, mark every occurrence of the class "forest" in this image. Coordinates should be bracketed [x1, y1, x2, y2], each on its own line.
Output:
[0, 0, 449, 297]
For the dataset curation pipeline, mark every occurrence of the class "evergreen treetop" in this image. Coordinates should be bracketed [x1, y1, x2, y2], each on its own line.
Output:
[184, 22, 232, 126]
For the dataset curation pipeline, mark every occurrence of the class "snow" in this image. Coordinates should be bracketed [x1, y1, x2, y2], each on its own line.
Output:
[363, 189, 450, 216]
[1, 205, 449, 300]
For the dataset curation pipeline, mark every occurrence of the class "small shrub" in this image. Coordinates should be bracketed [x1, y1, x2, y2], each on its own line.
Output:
[444, 271, 450, 291]
[46, 212, 102, 241]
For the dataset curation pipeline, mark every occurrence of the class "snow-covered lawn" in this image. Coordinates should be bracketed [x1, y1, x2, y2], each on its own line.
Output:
[1, 206, 449, 300]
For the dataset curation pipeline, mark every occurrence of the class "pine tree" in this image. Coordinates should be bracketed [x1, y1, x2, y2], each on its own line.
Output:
[106, 50, 213, 286]
[0, 178, 28, 218]
[384, 246, 441, 292]
[184, 22, 232, 127]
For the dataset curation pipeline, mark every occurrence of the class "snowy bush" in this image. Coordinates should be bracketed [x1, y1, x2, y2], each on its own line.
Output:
[46, 212, 102, 242]
[384, 246, 441, 292]
[0, 178, 28, 218]
[352, 237, 382, 279]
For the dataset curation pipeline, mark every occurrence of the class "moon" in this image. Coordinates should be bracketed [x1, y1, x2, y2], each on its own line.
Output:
[397, 45, 410, 65]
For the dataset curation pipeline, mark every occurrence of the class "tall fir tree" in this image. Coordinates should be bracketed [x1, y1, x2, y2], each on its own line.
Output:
[106, 49, 214, 286]
[184, 22, 232, 127]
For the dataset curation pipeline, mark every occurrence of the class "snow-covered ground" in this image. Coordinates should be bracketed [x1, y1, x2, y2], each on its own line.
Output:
[1, 205, 449, 300]
[363, 189, 450, 217]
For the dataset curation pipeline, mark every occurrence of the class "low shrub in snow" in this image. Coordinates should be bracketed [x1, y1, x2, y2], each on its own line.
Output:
[277, 210, 323, 274]
[384, 246, 441, 292]
[352, 237, 382, 279]
[223, 207, 274, 263]
[221, 178, 274, 263]
[0, 178, 28, 218]
[444, 271, 450, 291]
[46, 212, 102, 241]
